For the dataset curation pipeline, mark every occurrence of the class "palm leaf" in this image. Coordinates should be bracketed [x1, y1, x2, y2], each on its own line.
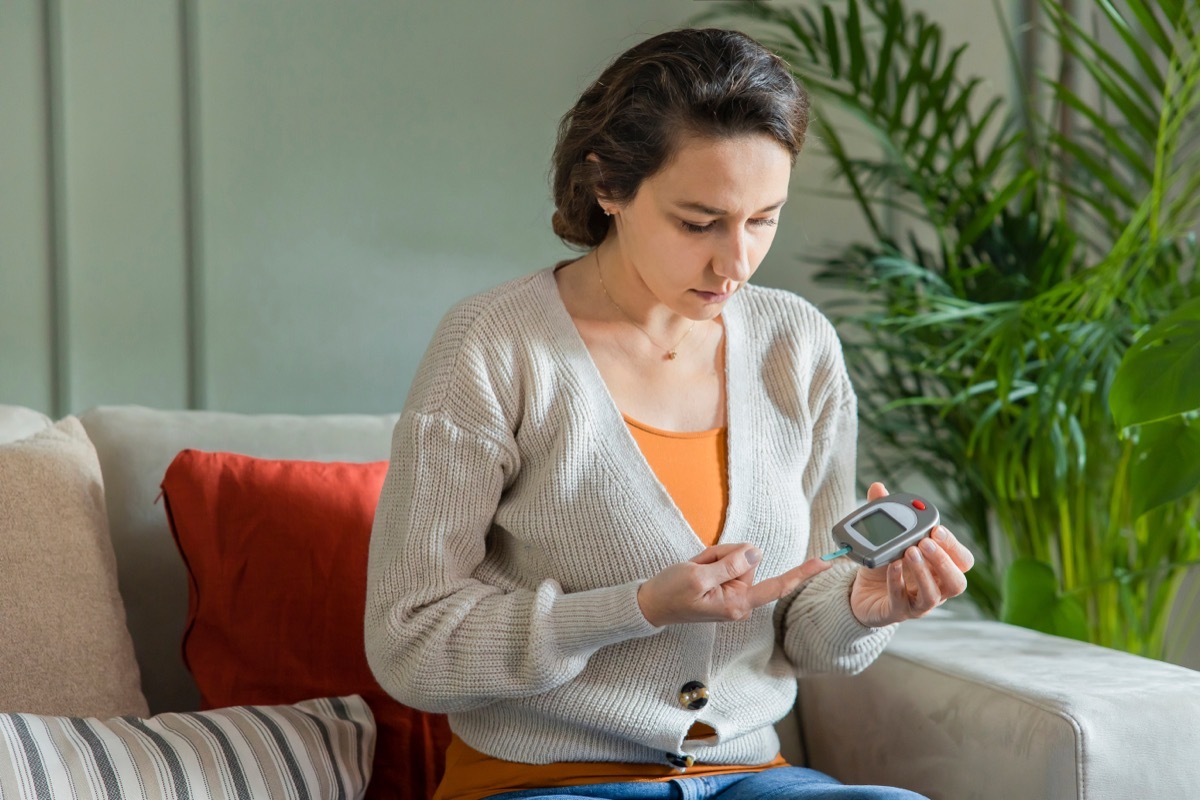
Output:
[697, 0, 1200, 659]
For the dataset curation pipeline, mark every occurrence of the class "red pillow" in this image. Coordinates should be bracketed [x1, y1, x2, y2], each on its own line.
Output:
[161, 450, 451, 800]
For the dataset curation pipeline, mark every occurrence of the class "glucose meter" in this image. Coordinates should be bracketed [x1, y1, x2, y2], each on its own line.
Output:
[822, 492, 940, 569]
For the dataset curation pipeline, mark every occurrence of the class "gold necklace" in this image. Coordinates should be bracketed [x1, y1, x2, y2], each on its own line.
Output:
[594, 250, 696, 361]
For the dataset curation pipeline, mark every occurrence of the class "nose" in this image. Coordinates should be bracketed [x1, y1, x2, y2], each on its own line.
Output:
[714, 227, 753, 283]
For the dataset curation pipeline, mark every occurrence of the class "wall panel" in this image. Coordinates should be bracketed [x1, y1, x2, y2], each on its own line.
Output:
[57, 0, 189, 413]
[191, 0, 721, 413]
[0, 0, 54, 412]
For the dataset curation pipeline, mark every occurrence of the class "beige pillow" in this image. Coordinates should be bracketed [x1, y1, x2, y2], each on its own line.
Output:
[0, 417, 147, 717]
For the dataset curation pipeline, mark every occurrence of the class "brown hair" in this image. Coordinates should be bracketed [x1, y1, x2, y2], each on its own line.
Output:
[550, 28, 809, 249]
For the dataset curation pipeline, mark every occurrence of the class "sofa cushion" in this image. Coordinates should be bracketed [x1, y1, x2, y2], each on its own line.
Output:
[0, 694, 374, 800]
[77, 405, 399, 714]
[161, 449, 450, 800]
[0, 417, 148, 717]
[0, 404, 52, 444]
[799, 617, 1200, 800]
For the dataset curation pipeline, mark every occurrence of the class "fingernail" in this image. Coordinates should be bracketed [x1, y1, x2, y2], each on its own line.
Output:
[920, 538, 938, 554]
[933, 527, 948, 541]
[746, 548, 762, 565]
[908, 547, 924, 563]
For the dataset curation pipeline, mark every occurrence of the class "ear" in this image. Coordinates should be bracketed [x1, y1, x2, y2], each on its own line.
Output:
[585, 153, 614, 212]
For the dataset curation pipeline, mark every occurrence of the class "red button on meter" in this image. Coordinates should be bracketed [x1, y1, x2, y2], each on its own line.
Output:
[912, 500, 927, 510]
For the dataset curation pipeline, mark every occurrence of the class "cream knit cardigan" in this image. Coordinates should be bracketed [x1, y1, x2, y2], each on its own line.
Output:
[365, 266, 896, 769]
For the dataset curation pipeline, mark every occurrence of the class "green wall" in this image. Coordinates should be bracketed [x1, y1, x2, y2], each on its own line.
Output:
[1, 0, 1016, 416]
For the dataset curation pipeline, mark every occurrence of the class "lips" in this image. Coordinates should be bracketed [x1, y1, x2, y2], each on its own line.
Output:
[693, 286, 735, 303]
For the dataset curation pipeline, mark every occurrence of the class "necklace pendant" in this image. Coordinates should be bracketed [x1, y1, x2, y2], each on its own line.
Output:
[667, 350, 678, 360]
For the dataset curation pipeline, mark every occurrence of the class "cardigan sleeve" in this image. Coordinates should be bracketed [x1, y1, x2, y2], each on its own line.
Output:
[365, 412, 660, 714]
[777, 350, 897, 676]
[364, 301, 661, 714]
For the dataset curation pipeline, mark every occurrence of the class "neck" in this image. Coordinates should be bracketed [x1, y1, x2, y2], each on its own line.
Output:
[593, 245, 694, 339]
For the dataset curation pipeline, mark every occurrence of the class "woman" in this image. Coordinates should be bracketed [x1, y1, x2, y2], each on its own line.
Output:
[365, 27, 972, 800]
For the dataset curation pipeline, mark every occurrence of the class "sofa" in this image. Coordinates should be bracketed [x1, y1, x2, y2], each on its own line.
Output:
[2, 402, 1199, 800]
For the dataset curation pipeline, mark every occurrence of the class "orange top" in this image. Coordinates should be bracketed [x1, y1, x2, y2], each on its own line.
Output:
[431, 415, 786, 800]
[622, 414, 728, 547]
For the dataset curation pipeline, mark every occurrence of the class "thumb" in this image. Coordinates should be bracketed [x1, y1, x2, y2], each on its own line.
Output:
[707, 545, 760, 585]
[866, 482, 889, 501]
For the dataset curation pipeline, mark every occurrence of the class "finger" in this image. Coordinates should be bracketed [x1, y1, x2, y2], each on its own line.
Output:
[866, 482, 889, 502]
[930, 526, 975, 573]
[905, 544, 943, 613]
[695, 544, 761, 588]
[747, 557, 833, 607]
[692, 543, 757, 565]
[737, 561, 760, 588]
[899, 558, 919, 602]
[887, 560, 908, 617]
[918, 536, 969, 600]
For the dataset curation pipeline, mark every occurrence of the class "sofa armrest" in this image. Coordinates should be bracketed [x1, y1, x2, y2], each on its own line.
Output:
[797, 616, 1200, 800]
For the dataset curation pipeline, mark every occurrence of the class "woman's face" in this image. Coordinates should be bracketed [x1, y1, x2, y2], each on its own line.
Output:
[607, 133, 793, 319]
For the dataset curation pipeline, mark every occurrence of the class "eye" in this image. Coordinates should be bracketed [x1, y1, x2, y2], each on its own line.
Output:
[680, 218, 779, 234]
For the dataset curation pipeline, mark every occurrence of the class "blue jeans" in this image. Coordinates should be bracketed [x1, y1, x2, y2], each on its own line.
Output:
[487, 766, 927, 799]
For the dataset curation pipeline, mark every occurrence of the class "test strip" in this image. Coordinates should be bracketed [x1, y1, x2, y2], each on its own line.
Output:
[821, 545, 852, 561]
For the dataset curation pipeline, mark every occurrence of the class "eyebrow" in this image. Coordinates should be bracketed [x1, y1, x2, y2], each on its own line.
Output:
[674, 199, 788, 216]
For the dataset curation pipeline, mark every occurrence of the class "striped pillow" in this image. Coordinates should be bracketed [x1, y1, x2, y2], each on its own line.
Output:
[0, 695, 374, 800]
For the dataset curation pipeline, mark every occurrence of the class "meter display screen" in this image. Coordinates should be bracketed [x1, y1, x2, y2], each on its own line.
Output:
[853, 509, 906, 546]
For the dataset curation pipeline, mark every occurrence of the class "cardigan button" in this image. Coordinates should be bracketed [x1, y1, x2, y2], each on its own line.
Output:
[679, 681, 709, 710]
[665, 752, 695, 770]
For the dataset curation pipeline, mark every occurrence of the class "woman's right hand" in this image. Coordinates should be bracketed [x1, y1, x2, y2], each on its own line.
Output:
[637, 543, 833, 627]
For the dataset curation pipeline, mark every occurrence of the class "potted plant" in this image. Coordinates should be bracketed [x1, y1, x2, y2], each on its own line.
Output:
[695, 0, 1200, 659]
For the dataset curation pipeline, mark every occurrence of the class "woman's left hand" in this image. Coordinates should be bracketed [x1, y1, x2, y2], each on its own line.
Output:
[849, 482, 975, 628]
